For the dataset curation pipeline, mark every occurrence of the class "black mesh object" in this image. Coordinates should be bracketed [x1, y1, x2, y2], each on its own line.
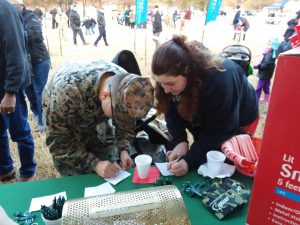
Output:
[221, 45, 251, 76]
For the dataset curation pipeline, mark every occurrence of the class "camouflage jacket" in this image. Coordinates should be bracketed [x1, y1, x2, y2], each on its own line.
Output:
[43, 60, 133, 175]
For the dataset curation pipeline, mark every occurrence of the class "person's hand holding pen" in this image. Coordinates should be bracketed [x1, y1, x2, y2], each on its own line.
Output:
[166, 142, 189, 176]
[95, 160, 122, 178]
[165, 142, 189, 161]
[167, 158, 189, 176]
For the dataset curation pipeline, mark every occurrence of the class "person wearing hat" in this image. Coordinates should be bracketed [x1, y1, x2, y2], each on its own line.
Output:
[254, 38, 279, 103]
[43, 60, 154, 178]
[0, 0, 36, 182]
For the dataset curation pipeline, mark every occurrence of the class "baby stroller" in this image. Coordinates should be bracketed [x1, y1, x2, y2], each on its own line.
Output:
[112, 50, 172, 163]
[221, 44, 252, 77]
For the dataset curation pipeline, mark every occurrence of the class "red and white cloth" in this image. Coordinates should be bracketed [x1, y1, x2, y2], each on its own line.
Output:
[221, 134, 259, 177]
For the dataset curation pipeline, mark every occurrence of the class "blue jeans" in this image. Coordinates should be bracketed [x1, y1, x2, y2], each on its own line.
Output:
[26, 58, 50, 125]
[0, 90, 36, 178]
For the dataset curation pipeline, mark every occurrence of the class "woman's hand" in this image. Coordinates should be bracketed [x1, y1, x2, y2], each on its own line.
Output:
[120, 150, 135, 169]
[95, 160, 121, 178]
[167, 159, 189, 176]
[166, 142, 188, 161]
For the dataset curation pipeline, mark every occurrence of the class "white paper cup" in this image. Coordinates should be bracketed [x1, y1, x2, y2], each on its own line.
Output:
[135, 154, 152, 179]
[206, 151, 226, 176]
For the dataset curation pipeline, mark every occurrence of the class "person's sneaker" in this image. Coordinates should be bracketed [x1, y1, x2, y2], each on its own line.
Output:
[93, 43, 97, 47]
[35, 124, 46, 132]
[105, 43, 109, 46]
[0, 168, 16, 182]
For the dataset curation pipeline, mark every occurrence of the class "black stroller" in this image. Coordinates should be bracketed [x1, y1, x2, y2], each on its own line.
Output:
[112, 50, 172, 163]
[221, 45, 252, 77]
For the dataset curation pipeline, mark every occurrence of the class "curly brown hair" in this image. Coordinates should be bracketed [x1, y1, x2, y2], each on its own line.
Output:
[151, 35, 223, 120]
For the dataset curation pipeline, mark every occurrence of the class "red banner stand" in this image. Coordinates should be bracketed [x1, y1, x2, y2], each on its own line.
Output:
[247, 47, 300, 225]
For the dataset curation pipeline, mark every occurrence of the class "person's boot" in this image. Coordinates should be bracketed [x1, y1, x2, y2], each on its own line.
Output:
[264, 94, 270, 103]
[0, 168, 16, 182]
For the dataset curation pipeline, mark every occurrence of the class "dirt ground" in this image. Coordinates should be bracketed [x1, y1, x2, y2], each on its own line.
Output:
[2, 13, 286, 184]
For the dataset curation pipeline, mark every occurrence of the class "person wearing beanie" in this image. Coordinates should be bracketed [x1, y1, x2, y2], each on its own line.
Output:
[254, 38, 279, 103]
[43, 60, 154, 179]
[0, 0, 36, 182]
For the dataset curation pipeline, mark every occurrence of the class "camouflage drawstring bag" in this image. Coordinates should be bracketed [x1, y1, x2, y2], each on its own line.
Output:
[201, 178, 251, 220]
[181, 178, 251, 220]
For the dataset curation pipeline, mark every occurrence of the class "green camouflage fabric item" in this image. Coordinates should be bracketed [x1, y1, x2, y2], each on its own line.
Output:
[43, 60, 152, 176]
[201, 178, 251, 220]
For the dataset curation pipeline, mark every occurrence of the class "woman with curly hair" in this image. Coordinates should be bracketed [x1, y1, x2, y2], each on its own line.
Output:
[151, 35, 259, 176]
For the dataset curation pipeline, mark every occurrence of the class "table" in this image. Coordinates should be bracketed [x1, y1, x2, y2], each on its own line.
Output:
[0, 169, 253, 225]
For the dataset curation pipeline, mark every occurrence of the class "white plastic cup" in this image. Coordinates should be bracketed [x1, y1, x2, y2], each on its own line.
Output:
[134, 154, 152, 179]
[206, 151, 226, 176]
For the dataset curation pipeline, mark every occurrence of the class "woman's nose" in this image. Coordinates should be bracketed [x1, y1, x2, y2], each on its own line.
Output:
[163, 86, 171, 94]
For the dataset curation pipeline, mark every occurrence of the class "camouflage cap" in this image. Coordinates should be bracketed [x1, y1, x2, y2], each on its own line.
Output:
[111, 73, 154, 120]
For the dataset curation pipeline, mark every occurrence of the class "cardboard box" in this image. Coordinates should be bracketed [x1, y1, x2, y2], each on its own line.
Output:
[247, 47, 300, 225]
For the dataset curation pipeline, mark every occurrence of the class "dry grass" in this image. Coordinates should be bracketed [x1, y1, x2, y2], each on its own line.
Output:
[1, 14, 277, 184]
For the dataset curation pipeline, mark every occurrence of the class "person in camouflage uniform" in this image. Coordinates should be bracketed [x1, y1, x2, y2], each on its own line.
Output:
[43, 60, 154, 178]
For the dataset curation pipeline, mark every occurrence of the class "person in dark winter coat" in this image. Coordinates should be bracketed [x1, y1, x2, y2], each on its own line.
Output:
[240, 17, 250, 41]
[232, 5, 241, 40]
[94, 9, 108, 47]
[50, 7, 58, 29]
[69, 5, 88, 45]
[254, 38, 279, 103]
[276, 10, 300, 57]
[0, 0, 36, 182]
[17, 3, 51, 132]
[152, 5, 162, 49]
[151, 35, 258, 176]
[232, 5, 241, 28]
[172, 9, 178, 28]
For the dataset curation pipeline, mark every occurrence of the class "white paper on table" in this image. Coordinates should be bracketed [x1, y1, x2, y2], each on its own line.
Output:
[105, 170, 131, 185]
[84, 182, 116, 197]
[29, 191, 67, 212]
[155, 162, 174, 176]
